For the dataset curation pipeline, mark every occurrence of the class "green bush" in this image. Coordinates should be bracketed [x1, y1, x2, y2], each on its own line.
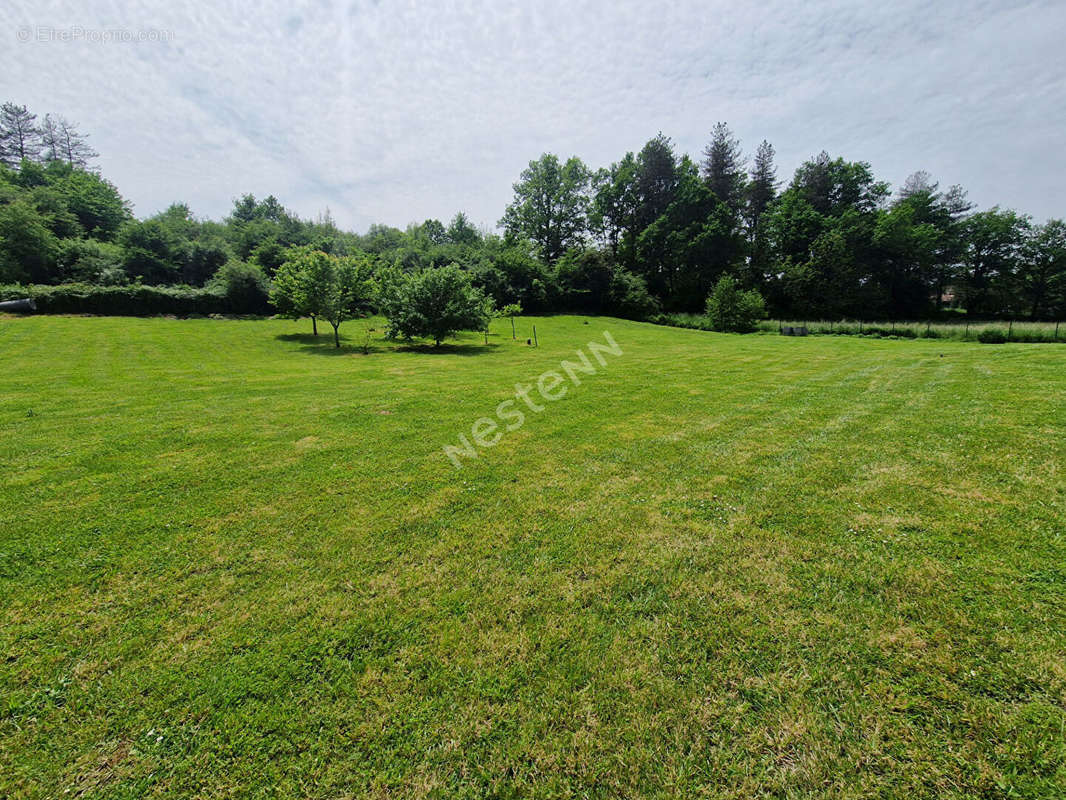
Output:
[977, 329, 1008, 344]
[864, 325, 917, 339]
[56, 238, 125, 283]
[705, 276, 765, 333]
[207, 260, 271, 314]
[610, 269, 660, 319]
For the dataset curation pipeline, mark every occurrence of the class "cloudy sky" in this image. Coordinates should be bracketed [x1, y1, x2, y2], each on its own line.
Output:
[5, 0, 1064, 231]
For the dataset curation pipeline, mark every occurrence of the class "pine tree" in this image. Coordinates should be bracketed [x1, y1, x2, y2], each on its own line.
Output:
[701, 122, 745, 212]
[634, 133, 679, 230]
[40, 114, 61, 162]
[55, 116, 98, 167]
[0, 102, 42, 166]
[744, 140, 779, 288]
[746, 140, 778, 224]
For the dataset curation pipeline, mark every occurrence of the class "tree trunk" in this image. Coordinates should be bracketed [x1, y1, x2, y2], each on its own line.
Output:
[311, 315, 318, 336]
[333, 324, 340, 348]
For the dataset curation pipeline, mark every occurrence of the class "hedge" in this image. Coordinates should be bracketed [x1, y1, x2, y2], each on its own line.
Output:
[0, 283, 265, 316]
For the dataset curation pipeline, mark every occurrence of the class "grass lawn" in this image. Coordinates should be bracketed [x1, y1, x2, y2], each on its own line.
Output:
[1, 314, 1064, 798]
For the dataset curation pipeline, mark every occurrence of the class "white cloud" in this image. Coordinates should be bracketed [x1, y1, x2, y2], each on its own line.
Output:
[4, 0, 1064, 229]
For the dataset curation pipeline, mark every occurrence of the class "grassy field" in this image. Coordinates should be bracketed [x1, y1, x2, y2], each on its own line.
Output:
[1, 314, 1065, 798]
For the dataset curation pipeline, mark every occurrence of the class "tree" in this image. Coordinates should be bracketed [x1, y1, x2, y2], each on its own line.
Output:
[744, 140, 778, 287]
[634, 134, 679, 231]
[500, 154, 590, 264]
[500, 302, 522, 339]
[0, 199, 58, 282]
[54, 117, 98, 167]
[763, 153, 889, 318]
[705, 275, 765, 333]
[589, 155, 639, 260]
[625, 134, 683, 298]
[554, 248, 658, 318]
[270, 246, 372, 346]
[959, 208, 1030, 316]
[872, 201, 941, 318]
[0, 103, 41, 166]
[379, 264, 492, 346]
[119, 219, 185, 284]
[1020, 219, 1066, 319]
[636, 158, 739, 306]
[702, 122, 746, 213]
[446, 212, 480, 246]
[316, 256, 373, 347]
[207, 260, 271, 313]
[892, 175, 973, 311]
[43, 161, 130, 239]
[272, 250, 316, 334]
[746, 140, 778, 225]
[40, 115, 61, 162]
[791, 152, 889, 216]
[474, 237, 551, 310]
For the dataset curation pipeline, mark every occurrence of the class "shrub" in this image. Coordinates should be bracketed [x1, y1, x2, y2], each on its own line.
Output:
[207, 260, 271, 314]
[978, 329, 1008, 344]
[705, 276, 765, 333]
[610, 269, 660, 319]
[56, 238, 125, 283]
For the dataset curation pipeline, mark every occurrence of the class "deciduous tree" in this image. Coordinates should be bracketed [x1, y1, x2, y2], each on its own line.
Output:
[500, 154, 590, 264]
[379, 264, 492, 346]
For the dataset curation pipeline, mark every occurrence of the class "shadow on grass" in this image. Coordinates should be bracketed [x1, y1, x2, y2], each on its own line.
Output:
[395, 342, 500, 356]
[274, 332, 380, 356]
[274, 332, 499, 357]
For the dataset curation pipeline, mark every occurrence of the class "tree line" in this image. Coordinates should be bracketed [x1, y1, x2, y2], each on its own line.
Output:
[1, 101, 1063, 325]
[500, 126, 1065, 321]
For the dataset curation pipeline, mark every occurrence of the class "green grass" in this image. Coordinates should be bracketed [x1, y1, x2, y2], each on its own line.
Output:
[1, 314, 1065, 798]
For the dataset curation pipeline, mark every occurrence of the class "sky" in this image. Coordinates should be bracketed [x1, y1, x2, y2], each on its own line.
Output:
[4, 0, 1065, 232]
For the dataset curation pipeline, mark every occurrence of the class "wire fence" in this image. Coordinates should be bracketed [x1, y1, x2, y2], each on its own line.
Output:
[655, 312, 1065, 343]
[760, 319, 1064, 342]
